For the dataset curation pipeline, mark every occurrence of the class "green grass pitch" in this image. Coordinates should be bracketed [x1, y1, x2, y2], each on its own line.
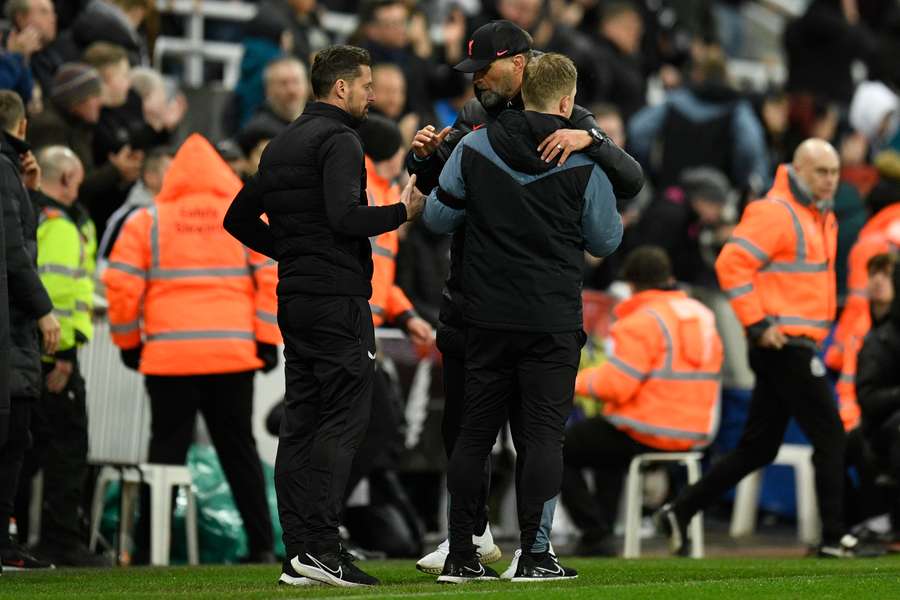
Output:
[2, 558, 900, 599]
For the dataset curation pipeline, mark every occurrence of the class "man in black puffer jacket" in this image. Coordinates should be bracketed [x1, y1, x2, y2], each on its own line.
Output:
[0, 90, 58, 572]
[409, 20, 643, 576]
[423, 52, 622, 583]
[224, 45, 425, 589]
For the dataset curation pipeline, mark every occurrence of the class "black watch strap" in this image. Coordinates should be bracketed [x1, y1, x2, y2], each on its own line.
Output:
[588, 128, 606, 145]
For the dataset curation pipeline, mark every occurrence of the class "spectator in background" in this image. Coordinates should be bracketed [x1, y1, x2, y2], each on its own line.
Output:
[356, 0, 467, 122]
[371, 63, 419, 144]
[103, 134, 280, 565]
[755, 88, 791, 176]
[129, 67, 188, 138]
[628, 50, 768, 196]
[784, 0, 875, 108]
[96, 147, 171, 261]
[258, 0, 332, 67]
[236, 118, 283, 176]
[495, 0, 601, 107]
[849, 81, 900, 155]
[69, 0, 150, 66]
[28, 145, 103, 567]
[234, 12, 291, 130]
[856, 259, 900, 545]
[242, 57, 309, 135]
[592, 102, 626, 149]
[4, 0, 60, 96]
[590, 1, 646, 120]
[215, 139, 248, 180]
[0, 21, 37, 104]
[0, 89, 58, 571]
[562, 246, 722, 557]
[28, 63, 142, 238]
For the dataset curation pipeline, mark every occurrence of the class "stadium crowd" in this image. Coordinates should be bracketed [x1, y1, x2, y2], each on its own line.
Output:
[1, 0, 900, 579]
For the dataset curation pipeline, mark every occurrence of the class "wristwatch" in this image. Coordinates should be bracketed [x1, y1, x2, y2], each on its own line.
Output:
[588, 127, 607, 146]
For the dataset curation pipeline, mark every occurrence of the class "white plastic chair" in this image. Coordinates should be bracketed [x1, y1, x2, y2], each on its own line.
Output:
[89, 464, 199, 566]
[623, 452, 705, 558]
[729, 443, 820, 544]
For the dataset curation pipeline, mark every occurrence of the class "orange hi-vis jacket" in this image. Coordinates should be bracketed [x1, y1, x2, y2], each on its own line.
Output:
[716, 164, 837, 343]
[574, 289, 723, 451]
[103, 134, 281, 375]
[835, 312, 870, 431]
[365, 157, 415, 328]
[825, 203, 900, 370]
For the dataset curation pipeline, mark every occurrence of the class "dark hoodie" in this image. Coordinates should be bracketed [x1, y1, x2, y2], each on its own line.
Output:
[424, 109, 621, 333]
[856, 261, 900, 439]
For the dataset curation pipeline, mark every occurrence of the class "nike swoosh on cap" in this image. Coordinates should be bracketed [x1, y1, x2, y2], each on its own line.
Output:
[496, 49, 509, 56]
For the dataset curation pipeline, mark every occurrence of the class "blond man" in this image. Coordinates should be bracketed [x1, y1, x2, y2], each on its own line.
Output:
[423, 53, 622, 583]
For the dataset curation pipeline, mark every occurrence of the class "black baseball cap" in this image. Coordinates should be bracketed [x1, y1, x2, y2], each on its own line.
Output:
[454, 20, 533, 73]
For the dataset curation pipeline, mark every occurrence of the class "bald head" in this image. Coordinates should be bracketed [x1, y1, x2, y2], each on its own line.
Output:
[792, 138, 840, 203]
[37, 145, 84, 205]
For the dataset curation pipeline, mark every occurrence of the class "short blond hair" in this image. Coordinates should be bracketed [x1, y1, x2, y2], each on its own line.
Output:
[521, 53, 577, 112]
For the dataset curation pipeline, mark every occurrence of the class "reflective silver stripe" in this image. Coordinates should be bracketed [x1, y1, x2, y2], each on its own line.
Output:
[848, 288, 867, 298]
[775, 316, 831, 329]
[250, 259, 276, 272]
[110, 320, 141, 334]
[760, 261, 828, 273]
[107, 261, 146, 277]
[725, 283, 754, 300]
[770, 197, 805, 261]
[587, 372, 602, 398]
[75, 300, 90, 312]
[838, 373, 855, 385]
[606, 414, 711, 441]
[149, 206, 160, 268]
[39, 264, 86, 278]
[256, 310, 277, 324]
[647, 310, 674, 372]
[371, 243, 395, 259]
[148, 267, 250, 279]
[649, 370, 721, 381]
[54, 308, 73, 317]
[729, 236, 769, 263]
[607, 355, 647, 380]
[146, 330, 255, 342]
[369, 303, 385, 316]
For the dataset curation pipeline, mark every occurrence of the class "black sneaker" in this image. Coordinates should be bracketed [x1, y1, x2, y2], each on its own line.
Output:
[654, 503, 689, 557]
[816, 534, 885, 558]
[510, 551, 577, 582]
[0, 545, 55, 571]
[277, 557, 321, 587]
[31, 543, 111, 568]
[436, 552, 499, 584]
[291, 549, 379, 587]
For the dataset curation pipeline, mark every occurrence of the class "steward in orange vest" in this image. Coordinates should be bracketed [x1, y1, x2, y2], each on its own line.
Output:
[827, 203, 900, 370]
[657, 139, 862, 558]
[103, 134, 279, 561]
[562, 246, 722, 556]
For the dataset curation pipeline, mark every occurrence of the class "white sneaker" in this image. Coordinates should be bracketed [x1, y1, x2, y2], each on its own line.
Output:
[415, 524, 503, 574]
[500, 542, 555, 580]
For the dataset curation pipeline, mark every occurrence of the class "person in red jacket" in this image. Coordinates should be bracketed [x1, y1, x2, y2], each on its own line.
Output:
[658, 138, 866, 558]
[562, 246, 722, 556]
[104, 134, 280, 563]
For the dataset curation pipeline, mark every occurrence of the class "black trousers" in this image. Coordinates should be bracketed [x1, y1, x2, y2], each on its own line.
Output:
[673, 345, 847, 542]
[0, 398, 31, 547]
[143, 370, 273, 556]
[561, 416, 654, 539]
[16, 362, 89, 548]
[275, 295, 375, 556]
[448, 327, 583, 554]
[436, 324, 491, 536]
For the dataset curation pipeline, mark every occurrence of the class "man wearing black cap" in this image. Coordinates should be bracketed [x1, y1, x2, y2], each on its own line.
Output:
[409, 19, 644, 575]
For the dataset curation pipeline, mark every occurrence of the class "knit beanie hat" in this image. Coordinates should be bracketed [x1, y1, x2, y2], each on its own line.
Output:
[358, 114, 403, 162]
[51, 63, 102, 110]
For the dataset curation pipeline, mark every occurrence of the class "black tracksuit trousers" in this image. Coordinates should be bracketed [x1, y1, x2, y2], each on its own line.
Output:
[142, 370, 273, 557]
[672, 345, 847, 543]
[436, 324, 492, 535]
[447, 327, 583, 554]
[0, 398, 30, 547]
[275, 295, 375, 557]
